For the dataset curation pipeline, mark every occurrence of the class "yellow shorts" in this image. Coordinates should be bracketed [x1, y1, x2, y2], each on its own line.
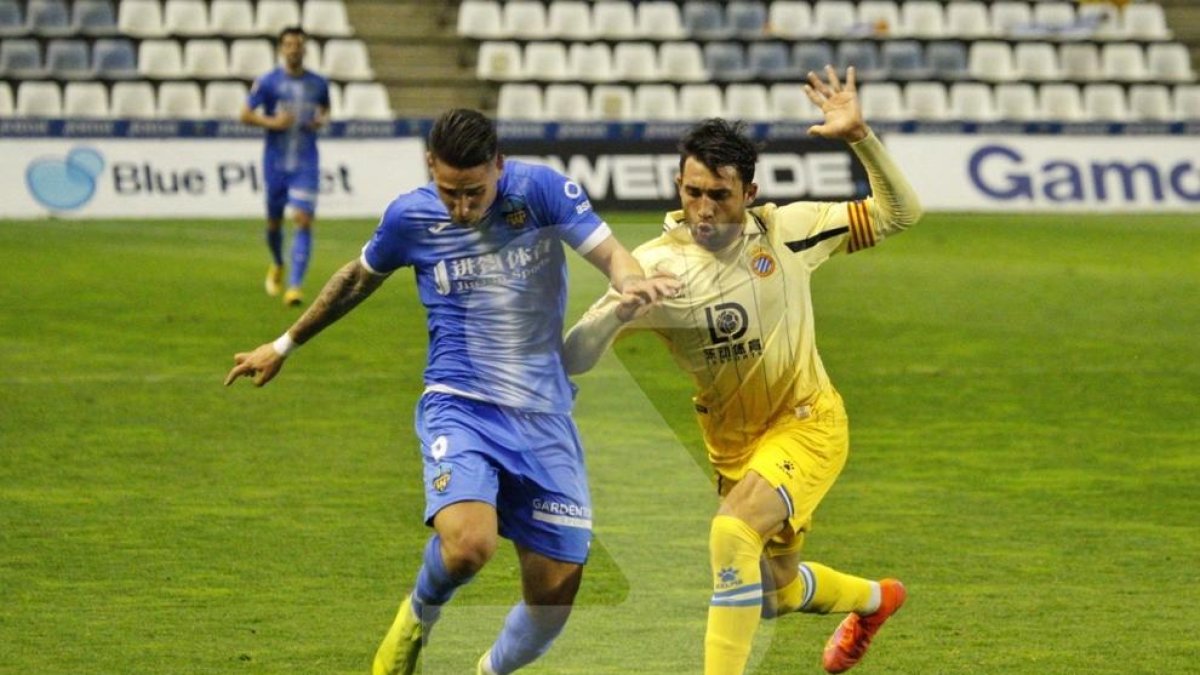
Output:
[716, 390, 849, 557]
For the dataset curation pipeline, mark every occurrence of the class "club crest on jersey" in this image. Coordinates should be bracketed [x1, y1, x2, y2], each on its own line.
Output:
[749, 248, 776, 278]
[779, 459, 796, 477]
[501, 196, 528, 228]
[716, 566, 743, 590]
[432, 463, 453, 493]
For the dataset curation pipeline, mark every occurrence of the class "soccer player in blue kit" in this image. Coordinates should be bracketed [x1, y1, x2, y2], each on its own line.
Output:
[224, 109, 680, 674]
[240, 26, 330, 307]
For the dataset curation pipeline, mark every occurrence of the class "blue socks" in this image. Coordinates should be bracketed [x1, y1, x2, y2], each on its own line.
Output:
[410, 535, 470, 630]
[288, 228, 311, 288]
[266, 227, 283, 266]
[485, 602, 571, 675]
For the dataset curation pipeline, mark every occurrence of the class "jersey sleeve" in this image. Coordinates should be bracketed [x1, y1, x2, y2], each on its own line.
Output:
[316, 76, 331, 110]
[529, 165, 608, 254]
[246, 74, 271, 111]
[359, 198, 412, 275]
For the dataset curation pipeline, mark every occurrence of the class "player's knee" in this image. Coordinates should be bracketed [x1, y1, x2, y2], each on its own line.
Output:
[525, 567, 582, 607]
[440, 530, 497, 576]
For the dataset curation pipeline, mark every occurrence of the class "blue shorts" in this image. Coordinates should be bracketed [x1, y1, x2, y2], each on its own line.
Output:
[265, 166, 319, 219]
[415, 392, 593, 565]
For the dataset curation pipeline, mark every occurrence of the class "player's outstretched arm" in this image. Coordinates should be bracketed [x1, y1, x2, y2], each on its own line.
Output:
[804, 65, 868, 143]
[224, 259, 388, 387]
[581, 235, 681, 314]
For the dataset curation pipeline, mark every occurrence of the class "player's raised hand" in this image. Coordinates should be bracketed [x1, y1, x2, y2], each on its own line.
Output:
[223, 342, 287, 387]
[615, 274, 682, 322]
[804, 66, 869, 143]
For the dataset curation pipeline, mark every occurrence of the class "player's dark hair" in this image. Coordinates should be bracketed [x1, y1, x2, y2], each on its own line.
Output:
[278, 26, 306, 46]
[678, 118, 759, 184]
[429, 109, 498, 169]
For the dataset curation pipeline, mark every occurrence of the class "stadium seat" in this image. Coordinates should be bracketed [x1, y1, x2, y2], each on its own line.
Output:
[770, 82, 821, 120]
[768, 1, 814, 39]
[567, 43, 613, 82]
[523, 42, 569, 81]
[592, 0, 637, 39]
[256, 0, 301, 36]
[184, 39, 230, 79]
[881, 41, 928, 80]
[204, 80, 248, 117]
[496, 83, 542, 120]
[835, 41, 882, 80]
[502, 1, 548, 40]
[543, 83, 589, 120]
[476, 41, 522, 81]
[858, 82, 906, 120]
[1039, 83, 1084, 121]
[904, 81, 948, 120]
[792, 42, 834, 78]
[948, 81, 996, 120]
[229, 39, 274, 79]
[1147, 43, 1195, 82]
[1014, 42, 1061, 81]
[110, 81, 156, 117]
[303, 0, 354, 38]
[683, 1, 734, 40]
[26, 0, 71, 36]
[748, 42, 797, 81]
[1127, 84, 1172, 121]
[612, 42, 659, 81]
[1031, 2, 1075, 36]
[72, 0, 117, 36]
[994, 83, 1038, 121]
[457, 1, 504, 39]
[0, 0, 22, 38]
[15, 81, 62, 116]
[63, 81, 109, 117]
[1076, 2, 1124, 40]
[990, 1, 1034, 38]
[305, 39, 321, 70]
[724, 83, 772, 121]
[138, 40, 185, 79]
[659, 42, 708, 82]
[857, 1, 902, 37]
[0, 39, 44, 77]
[704, 42, 753, 81]
[209, 0, 256, 37]
[1122, 3, 1170, 40]
[926, 41, 968, 80]
[1082, 83, 1128, 121]
[968, 41, 1016, 82]
[46, 39, 90, 79]
[636, 2, 686, 39]
[322, 39, 374, 80]
[944, 1, 990, 39]
[164, 0, 209, 37]
[678, 84, 724, 119]
[727, 1, 768, 39]
[326, 81, 343, 117]
[590, 85, 634, 120]
[813, 1, 859, 37]
[547, 1, 593, 40]
[1101, 43, 1148, 82]
[901, 1, 944, 39]
[157, 81, 204, 117]
[118, 0, 165, 37]
[1174, 85, 1200, 120]
[0, 81, 12, 115]
[91, 38, 136, 79]
[633, 83, 680, 120]
[1059, 43, 1101, 81]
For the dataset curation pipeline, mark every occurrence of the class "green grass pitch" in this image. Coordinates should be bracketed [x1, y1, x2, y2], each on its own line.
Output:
[1, 212, 1197, 674]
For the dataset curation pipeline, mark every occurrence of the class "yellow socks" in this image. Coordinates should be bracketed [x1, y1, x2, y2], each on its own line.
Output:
[705, 515, 765, 675]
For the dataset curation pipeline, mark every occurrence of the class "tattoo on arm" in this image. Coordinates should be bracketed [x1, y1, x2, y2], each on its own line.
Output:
[289, 260, 387, 344]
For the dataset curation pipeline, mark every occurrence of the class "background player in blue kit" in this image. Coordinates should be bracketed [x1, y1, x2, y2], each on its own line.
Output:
[224, 109, 679, 674]
[240, 26, 330, 307]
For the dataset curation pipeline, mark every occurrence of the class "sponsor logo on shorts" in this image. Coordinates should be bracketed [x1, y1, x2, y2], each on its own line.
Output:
[530, 498, 592, 530]
[432, 462, 452, 493]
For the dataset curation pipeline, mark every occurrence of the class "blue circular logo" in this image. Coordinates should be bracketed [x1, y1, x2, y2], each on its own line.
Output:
[25, 147, 106, 211]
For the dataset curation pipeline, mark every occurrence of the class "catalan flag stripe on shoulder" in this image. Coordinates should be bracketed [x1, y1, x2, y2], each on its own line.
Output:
[846, 200, 876, 254]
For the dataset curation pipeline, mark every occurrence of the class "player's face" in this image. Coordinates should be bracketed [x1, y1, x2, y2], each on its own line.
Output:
[677, 156, 757, 252]
[428, 154, 503, 226]
[279, 34, 305, 71]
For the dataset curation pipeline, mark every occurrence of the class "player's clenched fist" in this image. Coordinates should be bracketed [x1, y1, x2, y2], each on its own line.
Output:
[224, 343, 286, 387]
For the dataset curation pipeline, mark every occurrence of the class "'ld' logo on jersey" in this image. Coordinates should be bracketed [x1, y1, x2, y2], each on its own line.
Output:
[705, 302, 749, 344]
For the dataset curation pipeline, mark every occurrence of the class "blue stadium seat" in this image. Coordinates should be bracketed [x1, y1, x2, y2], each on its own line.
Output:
[835, 41, 882, 79]
[727, 1, 768, 39]
[46, 39, 91, 78]
[881, 41, 928, 80]
[684, 1, 733, 40]
[91, 38, 137, 79]
[747, 42, 797, 81]
[926, 42, 968, 80]
[704, 42, 753, 81]
[792, 42, 834, 77]
[0, 0, 25, 37]
[27, 0, 71, 36]
[0, 39, 44, 77]
[72, 0, 116, 35]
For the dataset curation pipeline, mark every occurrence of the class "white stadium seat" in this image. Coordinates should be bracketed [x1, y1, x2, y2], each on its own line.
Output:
[157, 81, 204, 117]
[813, 1, 858, 37]
[1082, 83, 1129, 121]
[857, 1, 902, 37]
[543, 83, 589, 120]
[900, 1, 945, 39]
[904, 81, 948, 121]
[303, 0, 353, 38]
[457, 1, 504, 39]
[496, 83, 543, 120]
[858, 82, 906, 120]
[567, 43, 613, 82]
[503, 1, 548, 40]
[768, 1, 814, 39]
[1147, 43, 1195, 83]
[138, 39, 185, 78]
[633, 83, 679, 121]
[770, 83, 820, 120]
[637, 2, 686, 39]
[0, 82, 13, 116]
[210, 0, 257, 37]
[342, 82, 393, 119]
[321, 39, 374, 80]
[163, 0, 209, 37]
[229, 39, 274, 79]
[1101, 43, 1148, 81]
[678, 83, 724, 119]
[204, 81, 248, 117]
[1122, 3, 1170, 40]
[118, 0, 165, 37]
[989, 1, 1033, 37]
[476, 41, 523, 81]
[16, 81, 63, 116]
[1174, 85, 1200, 119]
[968, 41, 1016, 82]
[948, 82, 996, 121]
[590, 84, 633, 120]
[658, 42, 708, 82]
[523, 42, 569, 81]
[612, 42, 660, 81]
[1039, 83, 1084, 121]
[63, 81, 109, 117]
[184, 39, 230, 79]
[592, 1, 637, 39]
[256, 0, 301, 36]
[994, 83, 1038, 121]
[1014, 43, 1060, 81]
[547, 1, 593, 40]
[110, 81, 157, 117]
[945, 1, 990, 39]
[724, 83, 772, 121]
[1059, 43, 1101, 81]
[1127, 84, 1172, 121]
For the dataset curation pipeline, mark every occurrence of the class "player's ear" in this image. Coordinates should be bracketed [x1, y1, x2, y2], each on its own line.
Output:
[494, 154, 505, 172]
[425, 152, 435, 171]
[744, 182, 758, 205]
[674, 173, 682, 192]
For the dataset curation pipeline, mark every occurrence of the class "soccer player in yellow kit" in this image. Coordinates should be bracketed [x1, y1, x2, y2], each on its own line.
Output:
[562, 67, 923, 674]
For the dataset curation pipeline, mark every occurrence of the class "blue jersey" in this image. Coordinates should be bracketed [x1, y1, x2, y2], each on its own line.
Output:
[246, 67, 330, 173]
[361, 160, 610, 414]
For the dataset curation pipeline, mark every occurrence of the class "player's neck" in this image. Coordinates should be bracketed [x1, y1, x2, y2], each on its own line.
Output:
[284, 64, 305, 77]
